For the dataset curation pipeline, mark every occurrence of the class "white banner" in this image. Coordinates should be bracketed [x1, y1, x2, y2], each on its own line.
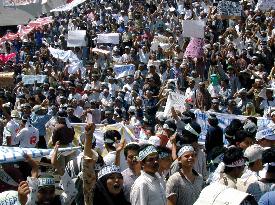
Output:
[113, 64, 135, 78]
[50, 0, 86, 12]
[22, 75, 47, 84]
[97, 33, 120, 44]
[70, 123, 136, 150]
[194, 109, 271, 142]
[164, 92, 186, 117]
[0, 146, 81, 164]
[67, 30, 87, 47]
[182, 20, 205, 38]
[256, 0, 275, 11]
[48, 47, 79, 62]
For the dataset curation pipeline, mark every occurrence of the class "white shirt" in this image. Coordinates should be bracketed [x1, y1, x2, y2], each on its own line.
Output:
[14, 125, 39, 148]
[130, 171, 166, 205]
[260, 98, 275, 117]
[3, 120, 20, 145]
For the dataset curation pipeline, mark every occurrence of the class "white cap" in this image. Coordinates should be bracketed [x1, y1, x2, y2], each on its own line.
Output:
[256, 128, 275, 141]
[244, 144, 264, 163]
[194, 183, 251, 205]
[148, 136, 160, 147]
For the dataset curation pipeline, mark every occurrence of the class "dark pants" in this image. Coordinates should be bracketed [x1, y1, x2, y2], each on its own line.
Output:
[37, 135, 47, 149]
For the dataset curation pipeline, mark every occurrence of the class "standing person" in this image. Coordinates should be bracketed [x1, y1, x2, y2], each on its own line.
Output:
[122, 143, 141, 202]
[218, 147, 245, 189]
[3, 110, 20, 146]
[205, 114, 223, 162]
[17, 144, 77, 205]
[247, 147, 275, 201]
[130, 144, 166, 205]
[51, 111, 75, 169]
[237, 144, 264, 192]
[14, 115, 39, 148]
[194, 82, 211, 111]
[31, 105, 51, 148]
[166, 145, 204, 205]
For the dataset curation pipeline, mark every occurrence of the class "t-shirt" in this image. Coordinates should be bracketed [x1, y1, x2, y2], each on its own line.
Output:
[14, 126, 39, 148]
[3, 120, 20, 146]
[166, 171, 203, 205]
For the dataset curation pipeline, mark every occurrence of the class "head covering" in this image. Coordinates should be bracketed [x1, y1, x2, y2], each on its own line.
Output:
[10, 110, 20, 118]
[244, 144, 264, 163]
[163, 120, 177, 132]
[177, 145, 194, 158]
[0, 191, 19, 205]
[194, 183, 254, 205]
[98, 165, 120, 179]
[148, 136, 161, 147]
[256, 128, 275, 141]
[139, 145, 158, 161]
[243, 120, 257, 134]
[38, 175, 55, 190]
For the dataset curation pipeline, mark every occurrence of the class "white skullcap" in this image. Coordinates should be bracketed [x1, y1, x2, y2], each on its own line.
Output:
[244, 144, 264, 163]
[177, 145, 194, 158]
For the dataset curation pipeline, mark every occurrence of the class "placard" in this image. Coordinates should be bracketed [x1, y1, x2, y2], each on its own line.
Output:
[182, 20, 205, 38]
[97, 33, 120, 44]
[113, 64, 135, 78]
[67, 30, 87, 47]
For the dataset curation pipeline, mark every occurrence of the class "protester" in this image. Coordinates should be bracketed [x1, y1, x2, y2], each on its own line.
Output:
[166, 145, 204, 205]
[0, 0, 275, 203]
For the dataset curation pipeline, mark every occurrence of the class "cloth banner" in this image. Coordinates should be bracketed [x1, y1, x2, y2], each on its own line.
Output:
[164, 92, 186, 117]
[67, 30, 87, 47]
[182, 20, 205, 38]
[22, 75, 47, 84]
[217, 0, 242, 18]
[48, 47, 79, 62]
[70, 123, 136, 150]
[51, 0, 86, 12]
[0, 17, 53, 44]
[194, 109, 271, 142]
[0, 53, 16, 63]
[97, 33, 120, 44]
[113, 64, 135, 78]
[2, 0, 39, 7]
[256, 0, 275, 11]
[0, 146, 81, 164]
[184, 38, 204, 59]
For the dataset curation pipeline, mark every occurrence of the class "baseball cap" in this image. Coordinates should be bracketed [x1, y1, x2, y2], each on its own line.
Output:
[244, 144, 264, 163]
[243, 120, 257, 134]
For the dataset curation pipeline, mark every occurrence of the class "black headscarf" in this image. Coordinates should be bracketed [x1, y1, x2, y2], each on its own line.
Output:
[93, 173, 130, 205]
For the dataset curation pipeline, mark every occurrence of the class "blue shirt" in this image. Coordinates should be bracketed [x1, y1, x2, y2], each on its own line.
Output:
[31, 114, 52, 136]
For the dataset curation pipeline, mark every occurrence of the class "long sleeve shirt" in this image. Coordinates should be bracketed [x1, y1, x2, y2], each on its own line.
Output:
[130, 171, 166, 205]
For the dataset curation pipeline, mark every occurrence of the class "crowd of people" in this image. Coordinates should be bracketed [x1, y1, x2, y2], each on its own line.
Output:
[0, 0, 275, 204]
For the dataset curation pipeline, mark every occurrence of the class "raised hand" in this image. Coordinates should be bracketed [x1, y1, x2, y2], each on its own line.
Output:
[18, 181, 30, 205]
